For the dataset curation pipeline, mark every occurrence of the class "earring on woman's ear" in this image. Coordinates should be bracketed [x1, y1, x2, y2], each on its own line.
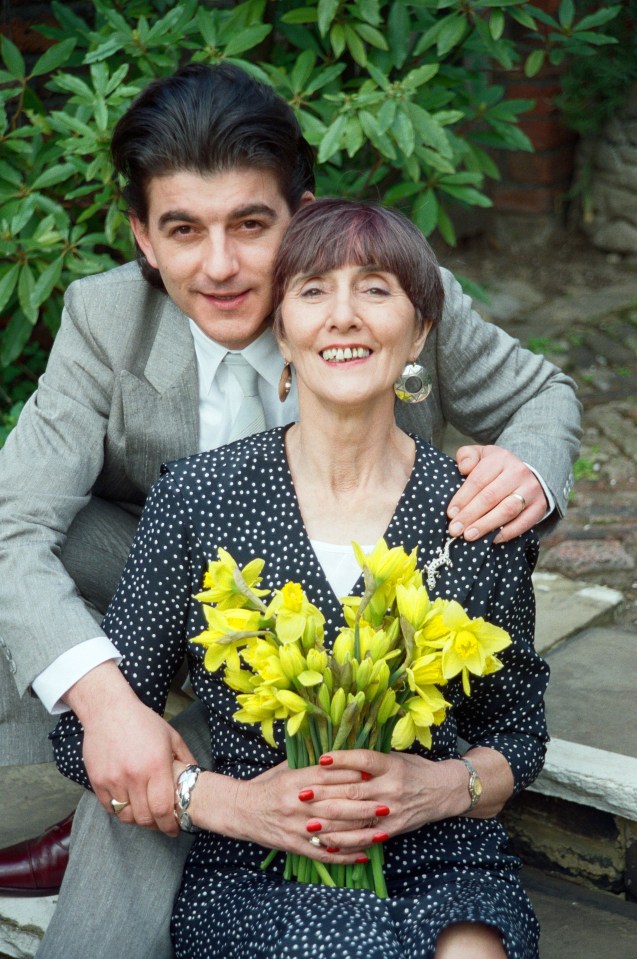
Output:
[394, 361, 431, 404]
[278, 363, 292, 403]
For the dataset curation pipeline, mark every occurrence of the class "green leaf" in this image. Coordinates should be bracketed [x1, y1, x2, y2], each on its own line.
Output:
[354, 23, 388, 51]
[0, 262, 20, 314]
[50, 73, 92, 99]
[30, 39, 76, 78]
[413, 189, 438, 236]
[489, 9, 505, 40]
[84, 38, 125, 65]
[10, 196, 37, 234]
[223, 24, 272, 57]
[330, 23, 346, 58]
[344, 25, 367, 66]
[558, 0, 575, 30]
[509, 8, 537, 29]
[436, 15, 467, 58]
[303, 63, 346, 96]
[32, 256, 64, 308]
[436, 203, 456, 246]
[439, 183, 492, 207]
[378, 98, 397, 132]
[344, 116, 364, 157]
[387, 1, 410, 69]
[574, 6, 622, 31]
[1, 310, 32, 368]
[0, 160, 22, 187]
[318, 0, 340, 37]
[524, 49, 545, 78]
[281, 7, 318, 24]
[105, 63, 130, 97]
[31, 163, 76, 191]
[1, 36, 25, 79]
[318, 114, 348, 163]
[406, 103, 452, 158]
[291, 50, 316, 93]
[402, 64, 438, 89]
[392, 109, 415, 157]
[366, 62, 391, 91]
[18, 263, 38, 325]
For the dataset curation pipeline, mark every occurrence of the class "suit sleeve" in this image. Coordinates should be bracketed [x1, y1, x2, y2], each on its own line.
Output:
[50, 473, 197, 789]
[430, 269, 582, 528]
[455, 535, 550, 794]
[0, 281, 115, 695]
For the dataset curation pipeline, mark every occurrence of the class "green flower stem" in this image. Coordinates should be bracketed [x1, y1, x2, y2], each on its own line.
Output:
[312, 860, 337, 887]
[369, 844, 388, 899]
[260, 849, 278, 871]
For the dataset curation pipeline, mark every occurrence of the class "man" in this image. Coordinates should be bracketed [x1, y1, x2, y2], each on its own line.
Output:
[0, 63, 579, 956]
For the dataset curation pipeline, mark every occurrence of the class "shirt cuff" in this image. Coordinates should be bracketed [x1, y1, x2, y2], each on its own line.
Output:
[31, 638, 123, 715]
[525, 463, 555, 523]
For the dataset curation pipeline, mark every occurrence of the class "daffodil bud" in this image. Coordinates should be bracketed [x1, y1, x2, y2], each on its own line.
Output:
[329, 686, 346, 726]
[355, 658, 373, 692]
[377, 688, 397, 726]
[318, 683, 331, 715]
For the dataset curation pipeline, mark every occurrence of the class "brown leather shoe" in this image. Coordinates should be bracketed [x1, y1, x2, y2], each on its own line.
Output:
[0, 813, 73, 896]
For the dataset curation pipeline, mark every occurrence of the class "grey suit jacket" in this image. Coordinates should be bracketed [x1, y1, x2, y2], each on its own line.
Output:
[0, 261, 580, 695]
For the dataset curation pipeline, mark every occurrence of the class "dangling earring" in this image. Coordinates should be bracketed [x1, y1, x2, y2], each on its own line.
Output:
[394, 361, 431, 404]
[278, 362, 292, 403]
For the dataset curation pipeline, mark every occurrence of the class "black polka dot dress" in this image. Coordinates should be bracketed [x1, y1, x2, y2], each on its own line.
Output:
[52, 428, 549, 959]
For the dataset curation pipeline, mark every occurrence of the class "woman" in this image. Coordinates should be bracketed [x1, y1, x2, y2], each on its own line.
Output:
[53, 198, 549, 959]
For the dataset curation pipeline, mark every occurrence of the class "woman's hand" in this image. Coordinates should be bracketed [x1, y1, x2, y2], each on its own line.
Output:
[294, 747, 515, 852]
[173, 758, 379, 865]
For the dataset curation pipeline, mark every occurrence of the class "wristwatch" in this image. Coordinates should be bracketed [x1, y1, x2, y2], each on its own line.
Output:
[174, 764, 202, 833]
[460, 756, 483, 812]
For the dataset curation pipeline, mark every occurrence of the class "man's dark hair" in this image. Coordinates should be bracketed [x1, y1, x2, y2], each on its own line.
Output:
[111, 62, 316, 289]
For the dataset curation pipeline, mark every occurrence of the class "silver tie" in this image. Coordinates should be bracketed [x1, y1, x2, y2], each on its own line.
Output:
[223, 353, 266, 441]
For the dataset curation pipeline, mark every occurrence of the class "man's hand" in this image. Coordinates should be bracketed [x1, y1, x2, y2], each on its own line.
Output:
[447, 445, 548, 544]
[64, 661, 197, 835]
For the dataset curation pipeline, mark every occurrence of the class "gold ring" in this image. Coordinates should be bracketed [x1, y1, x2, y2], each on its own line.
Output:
[308, 836, 322, 848]
[511, 492, 526, 509]
[110, 798, 130, 815]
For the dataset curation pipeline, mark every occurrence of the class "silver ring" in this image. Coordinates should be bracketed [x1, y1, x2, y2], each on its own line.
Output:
[308, 836, 322, 848]
[511, 492, 526, 509]
[110, 798, 130, 815]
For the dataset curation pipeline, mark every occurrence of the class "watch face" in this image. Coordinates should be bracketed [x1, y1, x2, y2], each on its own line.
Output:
[473, 776, 483, 798]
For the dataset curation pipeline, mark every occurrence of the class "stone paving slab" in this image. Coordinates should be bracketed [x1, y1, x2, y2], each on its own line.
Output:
[524, 867, 637, 959]
[532, 572, 624, 654]
[543, 626, 637, 760]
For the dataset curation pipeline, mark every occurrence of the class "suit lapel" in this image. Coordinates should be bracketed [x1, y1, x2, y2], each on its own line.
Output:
[121, 298, 200, 493]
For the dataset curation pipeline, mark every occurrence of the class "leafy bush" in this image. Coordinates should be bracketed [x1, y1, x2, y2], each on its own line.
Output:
[0, 0, 620, 437]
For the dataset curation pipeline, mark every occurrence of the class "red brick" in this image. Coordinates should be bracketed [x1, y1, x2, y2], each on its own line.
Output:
[518, 117, 578, 151]
[505, 147, 575, 186]
[490, 184, 559, 214]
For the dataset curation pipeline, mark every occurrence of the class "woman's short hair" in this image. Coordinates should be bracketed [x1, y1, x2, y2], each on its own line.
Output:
[111, 62, 315, 289]
[272, 198, 444, 335]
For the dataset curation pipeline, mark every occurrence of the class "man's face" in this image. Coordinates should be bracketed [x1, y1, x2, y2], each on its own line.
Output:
[131, 168, 310, 350]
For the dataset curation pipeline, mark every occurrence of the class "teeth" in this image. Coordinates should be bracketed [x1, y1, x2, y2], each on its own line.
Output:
[321, 347, 370, 362]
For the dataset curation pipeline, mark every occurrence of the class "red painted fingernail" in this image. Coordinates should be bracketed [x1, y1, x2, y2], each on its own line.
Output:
[355, 855, 369, 864]
[319, 755, 333, 766]
[298, 789, 314, 802]
[306, 820, 322, 833]
[375, 805, 390, 817]
[372, 832, 389, 844]
[326, 846, 340, 854]
[361, 771, 373, 782]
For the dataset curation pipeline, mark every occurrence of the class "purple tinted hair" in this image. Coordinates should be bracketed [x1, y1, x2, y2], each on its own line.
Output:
[272, 197, 444, 334]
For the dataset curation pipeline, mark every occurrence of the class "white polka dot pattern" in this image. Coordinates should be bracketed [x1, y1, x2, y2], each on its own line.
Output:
[52, 427, 549, 959]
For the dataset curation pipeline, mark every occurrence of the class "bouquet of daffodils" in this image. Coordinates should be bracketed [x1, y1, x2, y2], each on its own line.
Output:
[192, 539, 511, 898]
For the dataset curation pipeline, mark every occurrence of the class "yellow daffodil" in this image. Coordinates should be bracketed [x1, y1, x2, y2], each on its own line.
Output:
[391, 686, 449, 750]
[192, 605, 262, 673]
[194, 548, 269, 609]
[234, 685, 286, 748]
[266, 582, 325, 645]
[395, 583, 432, 630]
[439, 601, 512, 695]
[406, 651, 446, 694]
[276, 688, 313, 736]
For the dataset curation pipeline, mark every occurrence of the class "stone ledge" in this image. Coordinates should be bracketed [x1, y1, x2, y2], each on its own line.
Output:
[0, 896, 55, 958]
[530, 737, 637, 822]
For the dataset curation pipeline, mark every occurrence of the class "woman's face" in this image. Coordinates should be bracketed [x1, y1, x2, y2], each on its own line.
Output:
[278, 264, 431, 410]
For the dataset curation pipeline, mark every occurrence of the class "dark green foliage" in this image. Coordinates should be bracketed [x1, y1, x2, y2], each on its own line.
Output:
[0, 0, 621, 440]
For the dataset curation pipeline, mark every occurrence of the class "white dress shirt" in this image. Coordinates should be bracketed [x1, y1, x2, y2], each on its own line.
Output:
[33, 326, 298, 714]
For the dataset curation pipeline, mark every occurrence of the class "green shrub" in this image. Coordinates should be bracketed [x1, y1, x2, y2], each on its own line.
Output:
[0, 0, 620, 441]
